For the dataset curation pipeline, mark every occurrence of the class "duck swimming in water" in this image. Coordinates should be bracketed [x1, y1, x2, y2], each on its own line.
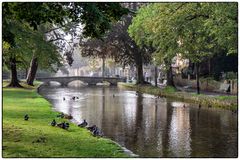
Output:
[78, 119, 88, 128]
[63, 97, 65, 101]
[198, 103, 202, 109]
[72, 97, 76, 100]
[24, 114, 29, 121]
[232, 110, 237, 114]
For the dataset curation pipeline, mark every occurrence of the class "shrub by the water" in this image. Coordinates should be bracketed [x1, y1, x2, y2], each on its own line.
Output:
[118, 82, 237, 110]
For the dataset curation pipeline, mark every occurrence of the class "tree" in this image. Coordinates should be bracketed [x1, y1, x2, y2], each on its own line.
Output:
[169, 3, 237, 93]
[89, 59, 101, 72]
[128, 3, 178, 86]
[80, 3, 153, 84]
[3, 3, 129, 41]
[3, 21, 62, 86]
[26, 24, 65, 86]
[3, 2, 129, 87]
[129, 3, 237, 93]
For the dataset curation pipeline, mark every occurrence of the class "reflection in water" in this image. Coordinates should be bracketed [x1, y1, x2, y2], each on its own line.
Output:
[39, 86, 237, 158]
[169, 104, 191, 157]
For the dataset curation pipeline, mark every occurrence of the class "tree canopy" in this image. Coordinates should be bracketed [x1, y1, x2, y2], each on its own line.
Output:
[3, 20, 62, 72]
[80, 3, 154, 84]
[3, 2, 129, 45]
[128, 2, 237, 91]
[128, 2, 237, 64]
[2, 2, 129, 87]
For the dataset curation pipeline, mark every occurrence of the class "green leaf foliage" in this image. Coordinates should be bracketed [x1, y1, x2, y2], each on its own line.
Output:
[4, 20, 62, 71]
[128, 3, 237, 65]
[3, 2, 129, 44]
[2, 2, 129, 72]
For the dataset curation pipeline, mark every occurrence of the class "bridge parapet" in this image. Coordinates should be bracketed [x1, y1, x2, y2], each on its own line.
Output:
[36, 76, 126, 86]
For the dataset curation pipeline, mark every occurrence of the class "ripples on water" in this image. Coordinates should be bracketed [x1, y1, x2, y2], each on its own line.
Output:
[39, 85, 237, 157]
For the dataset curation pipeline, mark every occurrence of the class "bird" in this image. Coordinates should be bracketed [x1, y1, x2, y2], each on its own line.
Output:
[64, 114, 73, 119]
[87, 125, 97, 132]
[57, 112, 64, 118]
[183, 104, 186, 108]
[57, 122, 64, 128]
[51, 119, 57, 126]
[57, 122, 69, 130]
[92, 127, 103, 137]
[24, 114, 29, 121]
[63, 122, 70, 130]
[72, 96, 76, 100]
[63, 97, 65, 101]
[78, 119, 88, 128]
[198, 103, 202, 109]
[76, 97, 79, 99]
[232, 110, 237, 114]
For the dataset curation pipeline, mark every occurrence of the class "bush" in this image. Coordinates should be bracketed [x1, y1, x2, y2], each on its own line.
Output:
[163, 86, 176, 93]
[226, 72, 237, 80]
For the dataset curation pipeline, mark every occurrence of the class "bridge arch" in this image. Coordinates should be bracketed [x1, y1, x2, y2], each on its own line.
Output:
[48, 81, 61, 86]
[67, 80, 88, 87]
[41, 80, 62, 86]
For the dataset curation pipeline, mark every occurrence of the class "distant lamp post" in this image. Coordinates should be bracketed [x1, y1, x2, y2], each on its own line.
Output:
[153, 58, 158, 87]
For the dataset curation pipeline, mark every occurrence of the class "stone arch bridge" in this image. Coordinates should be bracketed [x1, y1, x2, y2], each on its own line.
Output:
[36, 76, 126, 86]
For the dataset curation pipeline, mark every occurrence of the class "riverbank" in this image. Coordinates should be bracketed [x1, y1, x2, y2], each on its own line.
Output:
[118, 83, 237, 110]
[3, 81, 128, 158]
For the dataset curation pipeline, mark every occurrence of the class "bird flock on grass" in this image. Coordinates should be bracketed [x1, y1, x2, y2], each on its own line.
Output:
[50, 114, 103, 137]
[24, 110, 104, 137]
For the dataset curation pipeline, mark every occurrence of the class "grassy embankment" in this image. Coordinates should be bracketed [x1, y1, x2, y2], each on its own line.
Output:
[3, 81, 128, 158]
[118, 82, 237, 110]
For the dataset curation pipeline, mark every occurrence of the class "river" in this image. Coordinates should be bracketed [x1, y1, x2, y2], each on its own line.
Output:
[39, 85, 237, 157]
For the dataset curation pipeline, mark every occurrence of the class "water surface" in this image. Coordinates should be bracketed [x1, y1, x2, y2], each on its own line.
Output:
[39, 86, 237, 157]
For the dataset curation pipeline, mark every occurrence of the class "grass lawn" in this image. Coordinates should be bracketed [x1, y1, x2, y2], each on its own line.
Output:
[3, 81, 128, 158]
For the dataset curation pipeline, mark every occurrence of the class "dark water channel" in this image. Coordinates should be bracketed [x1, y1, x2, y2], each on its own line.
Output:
[39, 85, 237, 157]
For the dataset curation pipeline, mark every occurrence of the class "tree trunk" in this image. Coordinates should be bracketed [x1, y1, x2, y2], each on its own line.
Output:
[196, 62, 200, 94]
[135, 52, 144, 84]
[167, 65, 175, 87]
[25, 68, 28, 79]
[131, 42, 145, 84]
[7, 57, 22, 87]
[136, 62, 144, 84]
[208, 58, 211, 75]
[102, 57, 105, 83]
[102, 57, 105, 77]
[154, 65, 158, 87]
[26, 57, 38, 86]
